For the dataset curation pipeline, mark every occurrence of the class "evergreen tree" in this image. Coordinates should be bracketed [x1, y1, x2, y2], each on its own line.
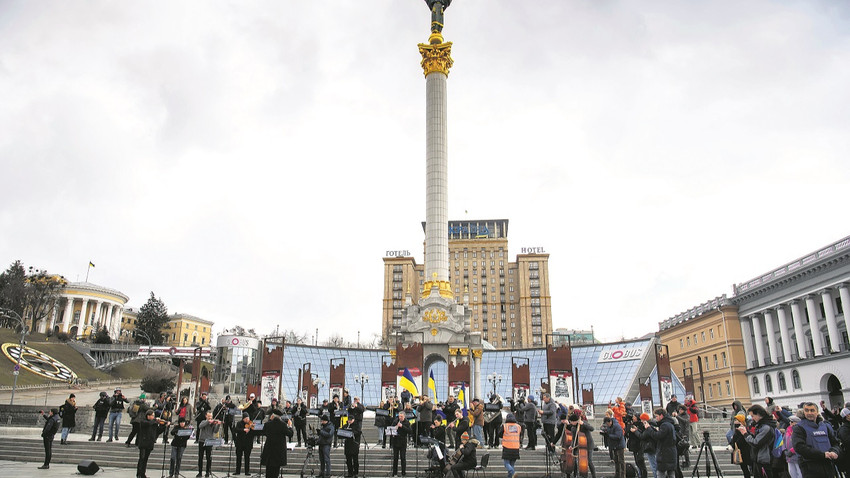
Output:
[0, 260, 66, 331]
[135, 292, 168, 345]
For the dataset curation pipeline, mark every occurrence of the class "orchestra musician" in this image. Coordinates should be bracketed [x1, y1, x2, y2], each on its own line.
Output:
[262, 409, 294, 478]
[195, 410, 221, 478]
[329, 395, 344, 448]
[318, 414, 336, 478]
[391, 410, 412, 477]
[137, 409, 167, 478]
[212, 395, 236, 444]
[169, 417, 191, 478]
[291, 397, 308, 448]
[448, 409, 470, 450]
[233, 413, 256, 476]
[450, 431, 478, 478]
[343, 397, 365, 477]
[194, 392, 212, 444]
[556, 411, 598, 478]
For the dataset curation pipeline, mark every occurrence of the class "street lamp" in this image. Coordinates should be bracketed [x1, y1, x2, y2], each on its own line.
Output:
[0, 308, 28, 405]
[487, 372, 502, 398]
[354, 373, 369, 405]
[134, 330, 153, 356]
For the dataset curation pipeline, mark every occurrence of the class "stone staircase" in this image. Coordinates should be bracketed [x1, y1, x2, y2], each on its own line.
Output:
[0, 422, 747, 477]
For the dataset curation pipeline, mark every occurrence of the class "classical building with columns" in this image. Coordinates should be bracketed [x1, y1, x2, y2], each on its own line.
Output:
[732, 235, 850, 409]
[658, 296, 751, 409]
[49, 282, 129, 339]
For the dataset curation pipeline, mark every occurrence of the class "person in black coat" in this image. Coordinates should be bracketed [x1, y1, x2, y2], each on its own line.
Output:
[391, 410, 413, 476]
[318, 414, 335, 478]
[431, 416, 447, 444]
[262, 410, 294, 478]
[212, 396, 237, 444]
[169, 418, 191, 478]
[136, 409, 162, 478]
[291, 397, 308, 447]
[38, 408, 61, 469]
[449, 409, 470, 450]
[234, 413, 256, 476]
[194, 392, 212, 442]
[643, 408, 678, 478]
[90, 391, 111, 441]
[59, 393, 78, 444]
[343, 423, 362, 477]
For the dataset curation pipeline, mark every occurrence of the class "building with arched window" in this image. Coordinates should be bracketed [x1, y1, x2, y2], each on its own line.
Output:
[121, 309, 213, 346]
[732, 235, 850, 410]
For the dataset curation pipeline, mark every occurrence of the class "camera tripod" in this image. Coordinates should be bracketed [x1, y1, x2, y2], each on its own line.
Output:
[690, 431, 723, 478]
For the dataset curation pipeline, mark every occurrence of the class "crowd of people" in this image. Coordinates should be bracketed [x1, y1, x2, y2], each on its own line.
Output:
[33, 388, 850, 478]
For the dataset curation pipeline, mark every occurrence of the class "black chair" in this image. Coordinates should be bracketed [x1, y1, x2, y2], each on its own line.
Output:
[471, 452, 490, 478]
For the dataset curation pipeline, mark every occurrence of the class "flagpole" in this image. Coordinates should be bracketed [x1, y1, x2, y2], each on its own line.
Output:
[85, 263, 91, 282]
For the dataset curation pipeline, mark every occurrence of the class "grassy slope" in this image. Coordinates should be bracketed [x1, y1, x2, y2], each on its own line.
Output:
[0, 329, 174, 386]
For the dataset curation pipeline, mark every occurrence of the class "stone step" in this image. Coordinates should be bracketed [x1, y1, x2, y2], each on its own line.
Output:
[0, 437, 746, 477]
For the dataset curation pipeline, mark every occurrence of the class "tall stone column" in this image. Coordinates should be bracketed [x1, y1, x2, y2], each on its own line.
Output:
[78, 298, 90, 334]
[740, 317, 756, 369]
[763, 310, 778, 364]
[419, 32, 453, 292]
[473, 351, 482, 400]
[92, 300, 103, 329]
[751, 314, 766, 367]
[789, 300, 808, 359]
[805, 295, 825, 356]
[839, 284, 850, 350]
[62, 297, 74, 333]
[820, 289, 841, 353]
[775, 306, 793, 363]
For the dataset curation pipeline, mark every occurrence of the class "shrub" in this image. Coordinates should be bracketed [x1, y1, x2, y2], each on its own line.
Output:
[56, 332, 70, 342]
[141, 373, 176, 394]
[93, 327, 113, 344]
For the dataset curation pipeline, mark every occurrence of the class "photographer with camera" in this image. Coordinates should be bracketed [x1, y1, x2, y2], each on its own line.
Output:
[107, 388, 130, 442]
[641, 409, 678, 478]
[626, 413, 648, 478]
[38, 408, 61, 469]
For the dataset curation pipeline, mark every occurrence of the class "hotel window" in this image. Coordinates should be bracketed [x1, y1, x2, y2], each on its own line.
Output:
[765, 374, 773, 393]
[752, 377, 760, 395]
[713, 354, 718, 369]
[778, 372, 787, 391]
[680, 339, 684, 349]
[701, 332, 705, 342]
[722, 352, 727, 367]
[686, 337, 691, 346]
[709, 328, 715, 339]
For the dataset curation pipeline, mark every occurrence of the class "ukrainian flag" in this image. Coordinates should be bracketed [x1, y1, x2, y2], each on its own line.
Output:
[458, 382, 467, 415]
[428, 370, 437, 400]
[399, 367, 419, 396]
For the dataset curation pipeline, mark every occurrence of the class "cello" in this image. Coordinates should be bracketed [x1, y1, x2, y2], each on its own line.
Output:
[559, 412, 590, 477]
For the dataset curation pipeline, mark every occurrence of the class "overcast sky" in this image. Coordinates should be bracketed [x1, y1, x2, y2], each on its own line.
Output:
[1, 0, 848, 344]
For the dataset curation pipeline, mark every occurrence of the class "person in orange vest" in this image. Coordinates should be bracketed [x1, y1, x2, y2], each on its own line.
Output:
[500, 413, 521, 478]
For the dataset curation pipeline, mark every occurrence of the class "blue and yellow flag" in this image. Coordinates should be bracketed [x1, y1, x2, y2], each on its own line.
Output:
[428, 370, 437, 400]
[458, 382, 467, 415]
[399, 367, 419, 396]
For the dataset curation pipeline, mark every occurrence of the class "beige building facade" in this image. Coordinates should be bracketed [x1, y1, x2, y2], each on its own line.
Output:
[50, 282, 129, 339]
[658, 296, 751, 409]
[382, 219, 553, 349]
[121, 309, 213, 347]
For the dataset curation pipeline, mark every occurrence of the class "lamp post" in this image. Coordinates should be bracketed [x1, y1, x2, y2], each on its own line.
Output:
[487, 372, 502, 399]
[355, 373, 369, 405]
[1, 308, 28, 405]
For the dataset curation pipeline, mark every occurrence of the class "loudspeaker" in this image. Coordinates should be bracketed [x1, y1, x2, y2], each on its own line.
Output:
[77, 459, 100, 475]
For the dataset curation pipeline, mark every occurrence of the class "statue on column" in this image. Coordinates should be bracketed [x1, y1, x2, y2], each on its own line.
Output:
[425, 0, 452, 33]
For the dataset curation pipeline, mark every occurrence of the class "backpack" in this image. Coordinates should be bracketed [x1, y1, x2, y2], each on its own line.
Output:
[625, 463, 638, 478]
[771, 427, 785, 459]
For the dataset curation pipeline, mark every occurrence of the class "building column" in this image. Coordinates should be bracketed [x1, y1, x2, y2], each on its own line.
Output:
[78, 298, 90, 335]
[805, 295, 825, 356]
[106, 305, 116, 337]
[751, 315, 766, 367]
[775, 306, 793, 363]
[821, 289, 841, 353]
[789, 300, 808, 359]
[839, 284, 850, 350]
[93, 300, 104, 329]
[61, 297, 74, 333]
[112, 306, 124, 338]
[473, 352, 482, 400]
[740, 317, 756, 368]
[763, 310, 779, 365]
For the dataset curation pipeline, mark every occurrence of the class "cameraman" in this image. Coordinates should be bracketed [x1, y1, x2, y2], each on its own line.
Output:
[626, 414, 648, 478]
[107, 388, 130, 442]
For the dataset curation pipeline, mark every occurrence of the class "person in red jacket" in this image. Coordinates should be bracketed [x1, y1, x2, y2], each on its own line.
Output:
[684, 396, 700, 423]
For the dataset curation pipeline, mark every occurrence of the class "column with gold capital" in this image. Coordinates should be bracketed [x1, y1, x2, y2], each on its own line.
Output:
[418, 29, 453, 296]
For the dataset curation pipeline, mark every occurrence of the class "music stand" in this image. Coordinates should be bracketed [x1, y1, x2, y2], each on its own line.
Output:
[204, 438, 225, 478]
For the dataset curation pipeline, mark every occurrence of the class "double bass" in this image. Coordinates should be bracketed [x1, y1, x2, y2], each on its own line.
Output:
[559, 414, 589, 477]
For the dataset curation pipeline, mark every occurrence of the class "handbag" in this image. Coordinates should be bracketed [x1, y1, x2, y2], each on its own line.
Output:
[732, 444, 743, 465]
